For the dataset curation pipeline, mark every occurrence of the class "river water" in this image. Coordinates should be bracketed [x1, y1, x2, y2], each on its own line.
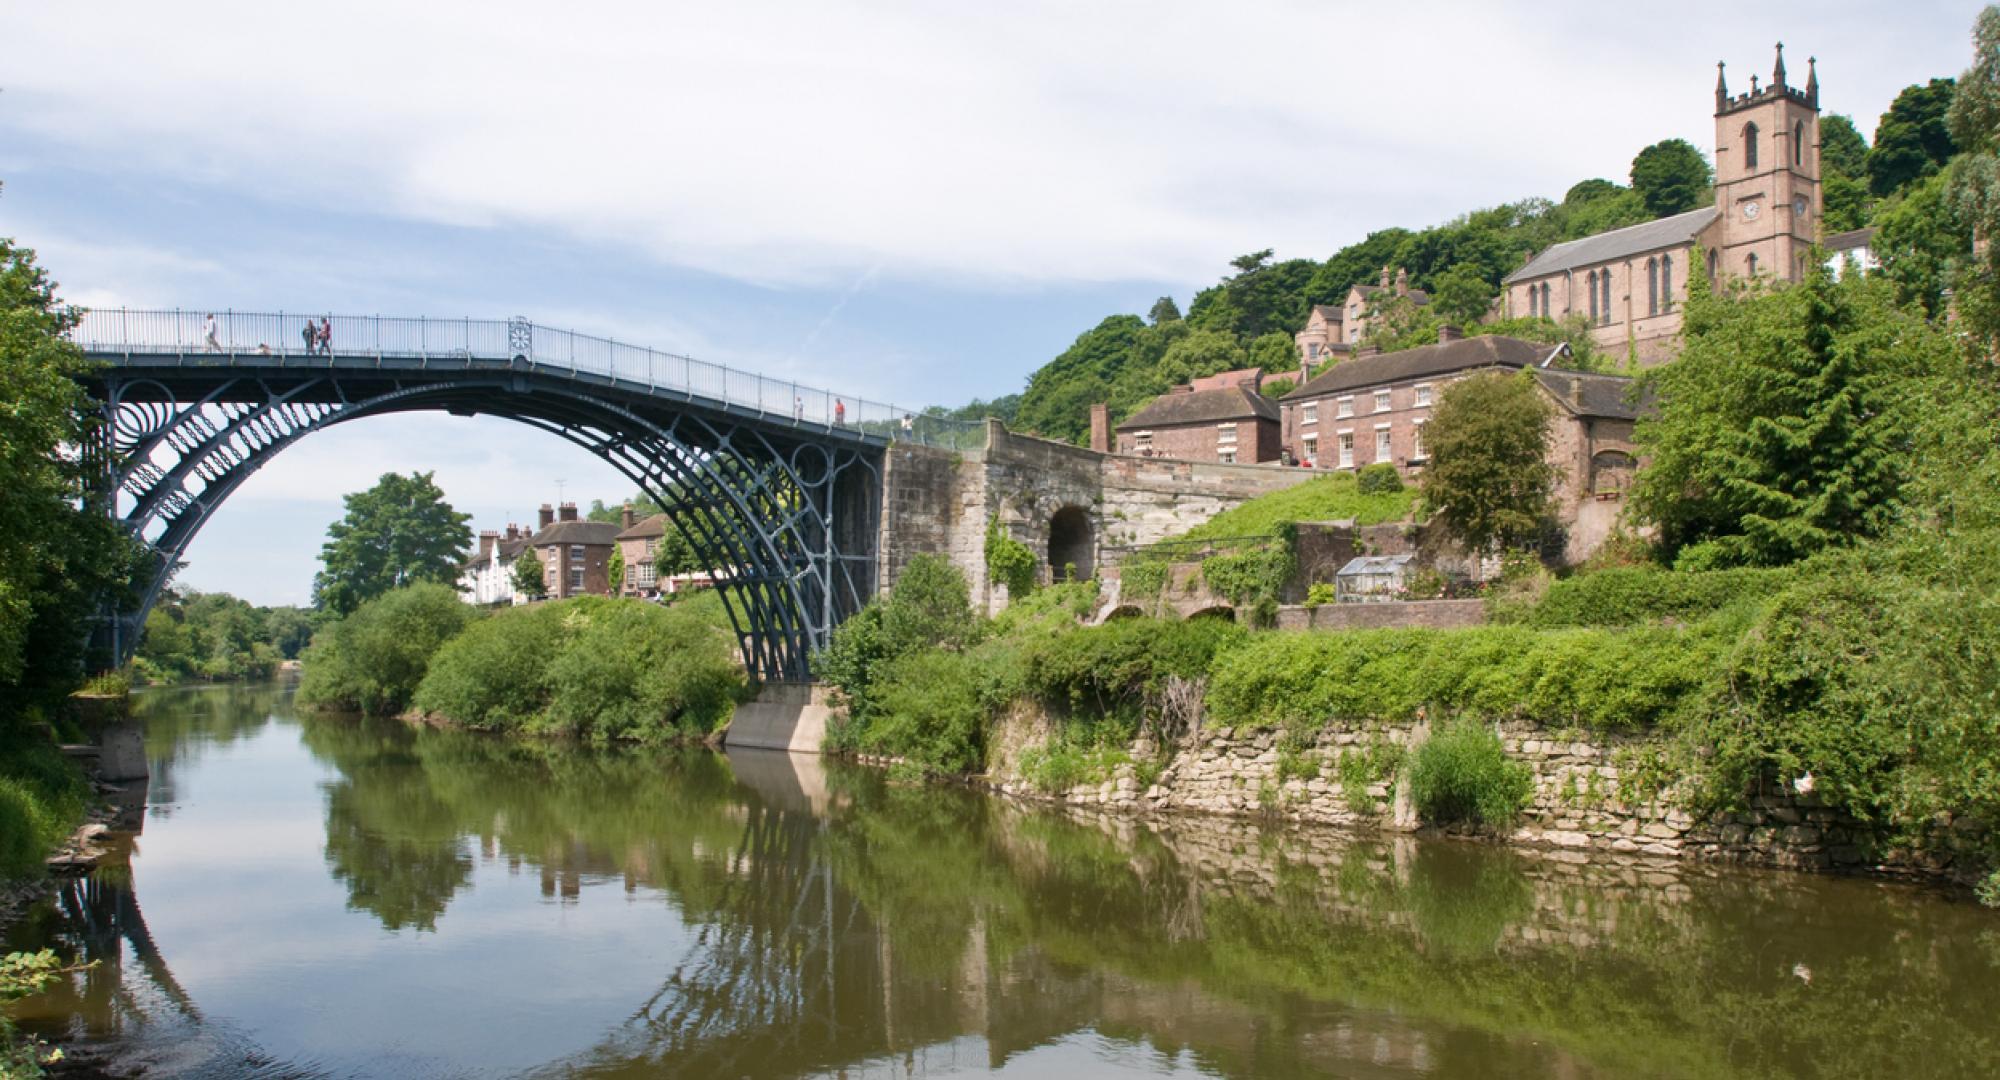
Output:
[5, 680, 1998, 1079]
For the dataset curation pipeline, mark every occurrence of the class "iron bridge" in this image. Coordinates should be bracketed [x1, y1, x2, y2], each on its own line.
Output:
[70, 309, 982, 683]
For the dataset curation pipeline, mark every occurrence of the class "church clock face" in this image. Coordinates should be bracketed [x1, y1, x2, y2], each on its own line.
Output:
[1794, 196, 1808, 217]
[1742, 201, 1761, 221]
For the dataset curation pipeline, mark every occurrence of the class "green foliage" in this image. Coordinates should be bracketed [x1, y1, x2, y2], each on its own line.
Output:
[1335, 740, 1405, 815]
[409, 603, 564, 729]
[1020, 616, 1244, 722]
[607, 547, 625, 593]
[134, 589, 307, 683]
[2, 948, 66, 1078]
[1147, 296, 1181, 325]
[0, 734, 86, 881]
[1430, 263, 1495, 325]
[1507, 566, 1798, 628]
[1303, 582, 1335, 608]
[297, 583, 474, 716]
[1419, 371, 1554, 553]
[1246, 331, 1297, 373]
[1118, 559, 1169, 601]
[511, 549, 547, 598]
[1172, 473, 1417, 544]
[984, 519, 1037, 597]
[1017, 736, 1132, 794]
[1875, 171, 1965, 318]
[1408, 721, 1533, 828]
[1199, 543, 1293, 620]
[880, 554, 977, 656]
[313, 471, 472, 615]
[1868, 77, 1958, 197]
[852, 649, 990, 774]
[1355, 462, 1403, 495]
[1631, 266, 1955, 568]
[1948, 7, 2000, 348]
[1818, 114, 1873, 231]
[1629, 138, 1713, 217]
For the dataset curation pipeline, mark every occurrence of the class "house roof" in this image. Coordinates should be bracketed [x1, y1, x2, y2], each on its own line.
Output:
[1532, 369, 1647, 421]
[529, 520, 620, 547]
[1116, 384, 1278, 431]
[1280, 335, 1556, 402]
[460, 535, 534, 571]
[1308, 304, 1345, 324]
[616, 512, 669, 540]
[1824, 226, 1877, 252]
[1504, 206, 1719, 283]
[1187, 367, 1263, 393]
[1352, 284, 1432, 306]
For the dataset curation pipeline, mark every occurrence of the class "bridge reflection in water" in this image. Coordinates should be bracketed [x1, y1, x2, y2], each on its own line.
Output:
[9, 683, 2000, 1079]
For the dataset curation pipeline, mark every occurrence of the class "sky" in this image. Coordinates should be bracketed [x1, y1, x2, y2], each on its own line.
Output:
[0, 0, 1984, 605]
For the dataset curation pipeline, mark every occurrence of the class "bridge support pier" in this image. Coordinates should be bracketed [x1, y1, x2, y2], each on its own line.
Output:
[723, 683, 835, 754]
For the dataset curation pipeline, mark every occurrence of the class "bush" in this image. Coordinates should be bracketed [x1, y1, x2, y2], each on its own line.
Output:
[1356, 462, 1404, 494]
[297, 583, 474, 716]
[1408, 720, 1533, 827]
[1514, 566, 1798, 628]
[410, 603, 564, 729]
[985, 519, 1037, 597]
[852, 650, 990, 774]
[1021, 616, 1245, 724]
[0, 735, 86, 882]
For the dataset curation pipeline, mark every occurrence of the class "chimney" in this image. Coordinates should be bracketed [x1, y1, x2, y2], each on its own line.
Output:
[1357, 345, 1383, 358]
[621, 503, 635, 530]
[538, 504, 555, 530]
[1395, 268, 1410, 297]
[478, 530, 498, 559]
[505, 523, 520, 541]
[1378, 265, 1391, 289]
[559, 502, 578, 522]
[1437, 325, 1464, 344]
[1089, 403, 1110, 454]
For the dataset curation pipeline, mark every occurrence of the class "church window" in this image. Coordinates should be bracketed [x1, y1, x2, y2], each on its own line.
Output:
[1707, 248, 1719, 281]
[1661, 255, 1673, 311]
[1587, 271, 1598, 323]
[1540, 282, 1551, 317]
[1527, 284, 1539, 318]
[1647, 258, 1658, 316]
[1747, 252, 1759, 276]
[1793, 120, 1804, 167]
[1599, 269, 1613, 325]
[1744, 123, 1759, 169]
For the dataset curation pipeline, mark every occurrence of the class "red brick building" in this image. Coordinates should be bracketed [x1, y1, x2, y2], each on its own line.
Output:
[1113, 368, 1281, 464]
[527, 502, 619, 599]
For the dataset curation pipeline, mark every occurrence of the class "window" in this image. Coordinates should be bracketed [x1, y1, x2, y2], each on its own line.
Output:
[1539, 282, 1551, 317]
[1300, 403, 1318, 425]
[1411, 419, 1427, 461]
[1374, 425, 1393, 463]
[569, 544, 585, 564]
[637, 563, 657, 587]
[645, 537, 658, 556]
[569, 568, 584, 591]
[1647, 257, 1659, 316]
[1218, 448, 1236, 464]
[1216, 423, 1237, 445]
[1661, 254, 1673, 312]
[1301, 433, 1318, 463]
[1134, 431, 1153, 453]
[1413, 384, 1433, 407]
[1793, 120, 1804, 167]
[1708, 248, 1719, 281]
[625, 564, 636, 586]
[1372, 389, 1391, 412]
[1743, 122, 1759, 169]
[1599, 269, 1612, 325]
[1336, 396, 1354, 418]
[1587, 270, 1599, 324]
[1747, 252, 1759, 276]
[1337, 431, 1354, 469]
[1527, 284, 1539, 318]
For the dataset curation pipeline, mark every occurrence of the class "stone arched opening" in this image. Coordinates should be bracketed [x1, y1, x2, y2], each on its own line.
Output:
[1047, 505, 1094, 582]
[1187, 605, 1237, 623]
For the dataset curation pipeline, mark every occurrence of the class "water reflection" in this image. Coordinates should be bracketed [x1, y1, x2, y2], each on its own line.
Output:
[6, 684, 1999, 1079]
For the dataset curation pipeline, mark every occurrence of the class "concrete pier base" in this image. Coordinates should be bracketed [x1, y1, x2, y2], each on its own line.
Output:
[724, 683, 834, 754]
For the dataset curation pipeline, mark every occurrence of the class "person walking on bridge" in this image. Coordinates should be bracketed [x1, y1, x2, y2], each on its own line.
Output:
[300, 320, 315, 356]
[834, 398, 846, 426]
[317, 317, 332, 356]
[203, 313, 221, 352]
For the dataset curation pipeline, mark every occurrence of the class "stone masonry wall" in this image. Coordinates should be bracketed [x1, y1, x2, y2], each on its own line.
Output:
[987, 714, 1971, 881]
[1273, 599, 1487, 631]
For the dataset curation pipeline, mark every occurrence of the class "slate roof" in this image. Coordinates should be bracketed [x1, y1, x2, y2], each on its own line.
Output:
[1116, 384, 1278, 431]
[1188, 367, 1264, 393]
[461, 535, 534, 571]
[616, 513, 669, 541]
[1504, 206, 1719, 283]
[1824, 226, 1877, 252]
[1308, 304, 1345, 324]
[1531, 369, 1647, 421]
[528, 520, 620, 547]
[1280, 335, 1556, 402]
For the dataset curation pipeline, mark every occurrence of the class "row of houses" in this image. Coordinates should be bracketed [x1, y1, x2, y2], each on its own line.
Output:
[457, 502, 715, 607]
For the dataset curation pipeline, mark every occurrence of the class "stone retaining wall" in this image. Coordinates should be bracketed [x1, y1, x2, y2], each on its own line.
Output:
[987, 715, 1977, 882]
[1274, 599, 1487, 631]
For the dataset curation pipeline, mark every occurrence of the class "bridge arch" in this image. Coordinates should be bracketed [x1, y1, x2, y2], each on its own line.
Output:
[74, 311, 976, 682]
[1046, 504, 1094, 583]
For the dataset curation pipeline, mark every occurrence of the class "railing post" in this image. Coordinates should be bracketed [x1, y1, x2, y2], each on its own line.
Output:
[375, 315, 382, 366]
[420, 315, 428, 367]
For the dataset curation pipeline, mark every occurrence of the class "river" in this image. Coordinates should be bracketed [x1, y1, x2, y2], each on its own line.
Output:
[4, 680, 1997, 1078]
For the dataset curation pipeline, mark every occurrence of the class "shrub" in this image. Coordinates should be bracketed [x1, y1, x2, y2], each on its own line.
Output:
[1119, 559, 1169, 602]
[1408, 720, 1533, 827]
[411, 604, 565, 728]
[1515, 566, 1798, 628]
[1172, 473, 1418, 542]
[1022, 616, 1245, 723]
[0, 735, 85, 881]
[854, 650, 990, 774]
[1017, 737, 1131, 793]
[1303, 582, 1335, 608]
[297, 583, 474, 716]
[985, 518, 1037, 597]
[1356, 462, 1404, 494]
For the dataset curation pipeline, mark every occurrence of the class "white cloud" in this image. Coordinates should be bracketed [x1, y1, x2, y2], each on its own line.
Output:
[4, 2, 1976, 291]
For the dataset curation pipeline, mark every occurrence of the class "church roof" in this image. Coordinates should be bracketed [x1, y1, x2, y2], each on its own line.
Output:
[1116, 384, 1278, 431]
[1505, 206, 1719, 283]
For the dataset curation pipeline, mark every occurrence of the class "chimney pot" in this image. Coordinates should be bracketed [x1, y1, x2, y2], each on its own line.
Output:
[559, 502, 578, 522]
[621, 503, 635, 530]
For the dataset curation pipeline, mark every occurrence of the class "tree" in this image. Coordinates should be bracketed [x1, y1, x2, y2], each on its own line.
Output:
[1629, 139, 1713, 217]
[313, 472, 472, 615]
[1156, 328, 1248, 385]
[1147, 296, 1182, 325]
[1630, 264, 1954, 568]
[607, 547, 625, 596]
[512, 550, 546, 599]
[1246, 331, 1297, 373]
[1014, 314, 1148, 443]
[1868, 78, 1958, 197]
[0, 233, 138, 710]
[1818, 114, 1874, 231]
[1431, 263, 1495, 326]
[1948, 5, 2000, 346]
[1874, 171, 1964, 318]
[1420, 372, 1555, 554]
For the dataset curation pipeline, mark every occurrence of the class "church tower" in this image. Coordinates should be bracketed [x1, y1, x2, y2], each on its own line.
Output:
[1711, 44, 1821, 282]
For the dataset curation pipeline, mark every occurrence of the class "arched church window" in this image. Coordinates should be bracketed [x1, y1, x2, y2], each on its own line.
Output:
[1647, 257, 1659, 316]
[1587, 271, 1598, 323]
[1707, 248, 1719, 281]
[1528, 283, 1539, 318]
[1661, 254, 1673, 311]
[1744, 123, 1760, 169]
[1793, 120, 1804, 167]
[1600, 269, 1613, 325]
[1747, 252, 1759, 276]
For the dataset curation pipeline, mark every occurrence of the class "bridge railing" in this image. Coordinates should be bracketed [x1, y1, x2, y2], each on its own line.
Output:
[66, 308, 989, 450]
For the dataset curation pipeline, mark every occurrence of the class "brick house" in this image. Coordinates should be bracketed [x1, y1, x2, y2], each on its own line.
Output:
[614, 508, 668, 598]
[1114, 368, 1281, 464]
[526, 502, 619, 599]
[1294, 266, 1432, 365]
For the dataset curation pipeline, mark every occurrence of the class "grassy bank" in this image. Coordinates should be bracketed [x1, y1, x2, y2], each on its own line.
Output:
[298, 585, 746, 743]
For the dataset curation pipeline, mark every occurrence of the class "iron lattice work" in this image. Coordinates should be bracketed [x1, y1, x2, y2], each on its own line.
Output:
[90, 363, 888, 683]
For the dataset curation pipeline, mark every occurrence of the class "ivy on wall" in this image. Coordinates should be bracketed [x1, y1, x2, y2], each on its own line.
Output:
[985, 517, 1038, 597]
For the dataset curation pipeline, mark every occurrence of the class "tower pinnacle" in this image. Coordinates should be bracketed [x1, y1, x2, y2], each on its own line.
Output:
[1805, 56, 1819, 107]
[1716, 61, 1729, 111]
[1773, 42, 1787, 89]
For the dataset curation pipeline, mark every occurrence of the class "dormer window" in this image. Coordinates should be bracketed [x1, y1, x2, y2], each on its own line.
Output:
[1744, 122, 1760, 169]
